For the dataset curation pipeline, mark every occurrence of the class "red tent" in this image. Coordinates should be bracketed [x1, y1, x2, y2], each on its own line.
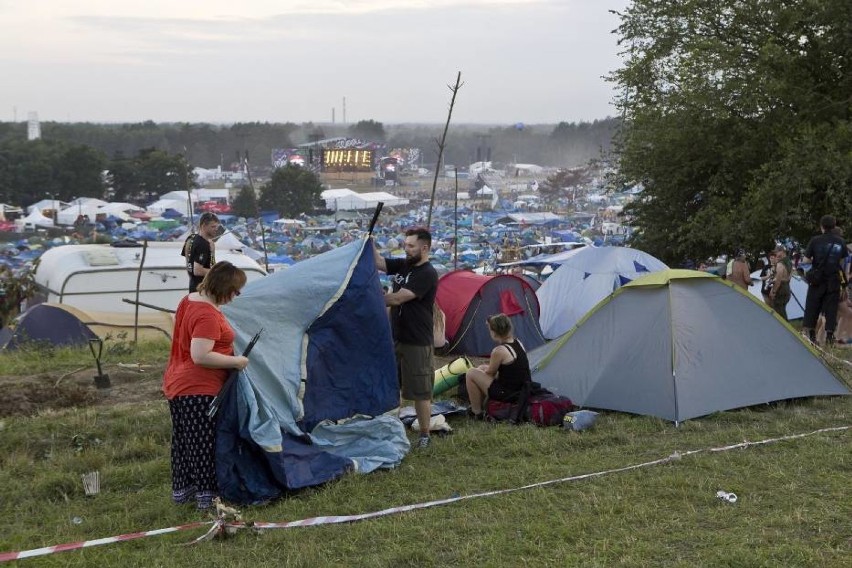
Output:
[436, 270, 546, 356]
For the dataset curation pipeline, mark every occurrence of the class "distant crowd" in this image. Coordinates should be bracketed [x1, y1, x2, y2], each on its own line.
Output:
[703, 215, 850, 345]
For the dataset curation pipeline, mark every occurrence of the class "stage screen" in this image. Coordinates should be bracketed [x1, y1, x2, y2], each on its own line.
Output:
[322, 149, 374, 172]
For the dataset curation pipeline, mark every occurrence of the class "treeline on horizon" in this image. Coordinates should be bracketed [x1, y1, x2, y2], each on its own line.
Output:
[0, 118, 617, 172]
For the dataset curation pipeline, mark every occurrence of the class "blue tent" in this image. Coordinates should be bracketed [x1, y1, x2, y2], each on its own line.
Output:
[2, 304, 97, 350]
[217, 238, 408, 504]
[161, 208, 184, 219]
[536, 246, 668, 339]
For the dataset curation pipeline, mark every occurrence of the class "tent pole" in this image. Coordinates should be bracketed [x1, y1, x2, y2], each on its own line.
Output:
[454, 166, 459, 270]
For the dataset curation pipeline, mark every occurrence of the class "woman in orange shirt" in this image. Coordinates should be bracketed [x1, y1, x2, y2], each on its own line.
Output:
[163, 261, 248, 510]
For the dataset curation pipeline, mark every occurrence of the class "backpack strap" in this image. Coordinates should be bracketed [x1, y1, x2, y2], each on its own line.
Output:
[508, 380, 532, 425]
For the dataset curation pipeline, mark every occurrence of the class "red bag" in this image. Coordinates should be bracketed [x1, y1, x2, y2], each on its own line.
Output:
[486, 399, 517, 422]
[486, 390, 574, 426]
[527, 394, 574, 426]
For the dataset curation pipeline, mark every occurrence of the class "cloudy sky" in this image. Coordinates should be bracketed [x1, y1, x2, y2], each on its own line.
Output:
[1, 0, 630, 125]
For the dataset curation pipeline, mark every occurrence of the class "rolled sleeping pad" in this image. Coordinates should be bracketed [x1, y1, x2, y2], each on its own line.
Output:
[433, 356, 473, 396]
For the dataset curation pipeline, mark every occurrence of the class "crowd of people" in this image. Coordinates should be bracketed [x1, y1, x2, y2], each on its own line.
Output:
[714, 215, 851, 344]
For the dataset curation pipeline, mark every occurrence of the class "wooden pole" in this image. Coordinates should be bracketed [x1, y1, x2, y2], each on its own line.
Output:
[133, 240, 149, 347]
[245, 152, 270, 272]
[453, 166, 459, 270]
[427, 72, 463, 229]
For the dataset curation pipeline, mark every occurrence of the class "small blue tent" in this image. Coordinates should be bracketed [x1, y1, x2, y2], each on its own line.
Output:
[217, 238, 408, 504]
[2, 304, 97, 350]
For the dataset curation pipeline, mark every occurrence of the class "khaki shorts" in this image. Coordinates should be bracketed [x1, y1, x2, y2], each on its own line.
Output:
[395, 342, 434, 401]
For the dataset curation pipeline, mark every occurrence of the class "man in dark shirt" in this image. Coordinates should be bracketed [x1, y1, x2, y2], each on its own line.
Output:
[185, 212, 220, 293]
[374, 228, 438, 449]
[802, 215, 848, 345]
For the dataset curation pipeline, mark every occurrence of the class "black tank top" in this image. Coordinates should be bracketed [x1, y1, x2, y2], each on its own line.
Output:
[496, 339, 531, 392]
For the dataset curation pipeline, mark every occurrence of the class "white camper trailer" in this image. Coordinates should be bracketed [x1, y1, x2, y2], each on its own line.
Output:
[32, 242, 266, 314]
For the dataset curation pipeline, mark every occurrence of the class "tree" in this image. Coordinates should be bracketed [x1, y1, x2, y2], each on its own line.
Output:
[107, 148, 195, 204]
[612, 0, 852, 264]
[231, 185, 258, 219]
[539, 168, 590, 201]
[107, 151, 137, 202]
[348, 119, 386, 142]
[258, 165, 324, 217]
[55, 144, 107, 200]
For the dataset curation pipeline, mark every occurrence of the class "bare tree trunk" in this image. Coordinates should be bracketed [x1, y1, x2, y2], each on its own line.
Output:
[427, 72, 463, 228]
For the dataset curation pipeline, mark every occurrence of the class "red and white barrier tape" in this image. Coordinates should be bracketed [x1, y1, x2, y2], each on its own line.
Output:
[1, 425, 848, 562]
[0, 522, 211, 562]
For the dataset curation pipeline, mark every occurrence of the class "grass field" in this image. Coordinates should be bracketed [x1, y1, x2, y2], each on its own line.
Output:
[0, 342, 850, 567]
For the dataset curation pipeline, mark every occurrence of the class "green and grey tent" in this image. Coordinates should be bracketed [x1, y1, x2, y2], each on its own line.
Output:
[528, 270, 849, 423]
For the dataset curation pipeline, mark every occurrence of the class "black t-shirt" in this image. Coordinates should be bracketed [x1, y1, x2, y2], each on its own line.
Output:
[187, 235, 215, 293]
[385, 258, 438, 346]
[804, 233, 848, 289]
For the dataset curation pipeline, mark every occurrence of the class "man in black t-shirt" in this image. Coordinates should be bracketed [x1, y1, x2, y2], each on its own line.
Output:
[185, 212, 220, 293]
[374, 228, 438, 449]
[802, 215, 848, 345]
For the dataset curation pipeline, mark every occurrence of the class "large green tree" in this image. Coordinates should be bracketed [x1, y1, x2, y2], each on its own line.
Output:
[0, 139, 107, 206]
[107, 148, 195, 204]
[55, 144, 107, 200]
[231, 185, 258, 219]
[539, 168, 591, 202]
[259, 165, 323, 217]
[613, 0, 852, 264]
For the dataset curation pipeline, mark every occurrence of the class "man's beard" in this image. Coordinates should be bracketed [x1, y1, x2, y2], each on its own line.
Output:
[405, 251, 422, 266]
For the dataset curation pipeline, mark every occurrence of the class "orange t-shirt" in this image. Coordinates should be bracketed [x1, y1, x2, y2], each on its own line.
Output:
[163, 296, 235, 399]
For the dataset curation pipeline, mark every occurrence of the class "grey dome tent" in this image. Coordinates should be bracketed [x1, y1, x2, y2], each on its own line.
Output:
[528, 270, 849, 423]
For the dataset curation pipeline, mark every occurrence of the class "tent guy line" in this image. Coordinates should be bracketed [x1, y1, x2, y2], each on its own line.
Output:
[1, 425, 848, 563]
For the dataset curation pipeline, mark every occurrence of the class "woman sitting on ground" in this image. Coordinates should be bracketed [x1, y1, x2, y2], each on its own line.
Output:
[465, 313, 532, 420]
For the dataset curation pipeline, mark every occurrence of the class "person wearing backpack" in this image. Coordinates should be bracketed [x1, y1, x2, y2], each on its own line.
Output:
[464, 313, 531, 420]
[184, 212, 220, 293]
[802, 215, 849, 345]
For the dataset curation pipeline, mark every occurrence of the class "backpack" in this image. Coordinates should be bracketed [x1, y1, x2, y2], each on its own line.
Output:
[527, 393, 575, 426]
[180, 233, 197, 258]
[485, 382, 574, 426]
[181, 234, 198, 276]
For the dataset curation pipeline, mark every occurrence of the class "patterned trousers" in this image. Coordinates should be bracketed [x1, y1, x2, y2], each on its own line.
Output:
[168, 395, 217, 509]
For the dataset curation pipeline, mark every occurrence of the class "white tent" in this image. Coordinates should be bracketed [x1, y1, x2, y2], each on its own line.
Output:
[322, 189, 408, 211]
[147, 199, 190, 216]
[68, 197, 108, 208]
[216, 232, 265, 262]
[536, 246, 668, 339]
[15, 208, 55, 230]
[748, 270, 808, 320]
[27, 199, 67, 214]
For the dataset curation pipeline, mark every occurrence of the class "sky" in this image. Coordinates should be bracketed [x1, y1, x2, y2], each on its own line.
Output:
[1, 0, 630, 125]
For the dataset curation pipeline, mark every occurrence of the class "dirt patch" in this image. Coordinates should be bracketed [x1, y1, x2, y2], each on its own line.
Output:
[0, 363, 167, 418]
[0, 355, 483, 418]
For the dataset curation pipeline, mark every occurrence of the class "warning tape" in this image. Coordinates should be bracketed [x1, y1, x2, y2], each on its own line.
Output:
[1, 425, 848, 562]
[0, 522, 212, 562]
